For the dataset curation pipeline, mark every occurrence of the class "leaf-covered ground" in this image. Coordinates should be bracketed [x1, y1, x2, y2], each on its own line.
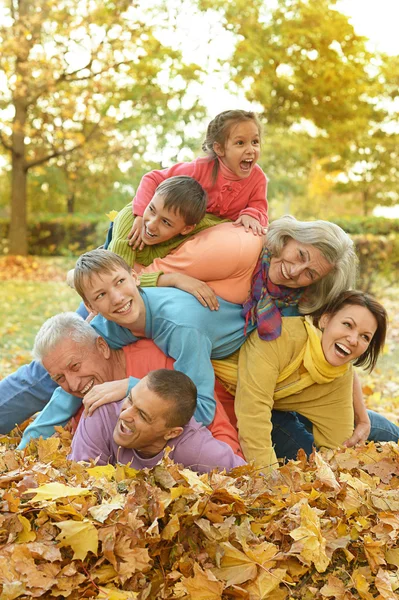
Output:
[0, 257, 399, 599]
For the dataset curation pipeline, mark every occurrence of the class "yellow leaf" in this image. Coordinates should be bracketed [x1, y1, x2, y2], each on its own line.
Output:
[98, 586, 138, 599]
[87, 464, 116, 481]
[106, 210, 119, 222]
[16, 515, 36, 543]
[161, 514, 180, 540]
[320, 575, 346, 599]
[314, 453, 341, 491]
[182, 563, 223, 600]
[245, 568, 287, 599]
[375, 568, 397, 600]
[89, 500, 125, 523]
[56, 519, 98, 561]
[290, 502, 330, 573]
[386, 548, 399, 568]
[26, 482, 92, 502]
[115, 463, 139, 482]
[179, 468, 213, 493]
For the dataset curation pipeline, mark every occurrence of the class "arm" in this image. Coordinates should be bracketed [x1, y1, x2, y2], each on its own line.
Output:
[235, 331, 281, 470]
[343, 371, 371, 447]
[83, 378, 130, 416]
[176, 425, 246, 474]
[237, 169, 268, 227]
[132, 162, 197, 217]
[156, 273, 219, 311]
[69, 404, 117, 464]
[159, 324, 216, 425]
[108, 202, 137, 267]
[19, 387, 82, 449]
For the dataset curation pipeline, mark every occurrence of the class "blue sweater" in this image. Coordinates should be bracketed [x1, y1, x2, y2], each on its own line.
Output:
[20, 288, 255, 447]
[92, 288, 253, 424]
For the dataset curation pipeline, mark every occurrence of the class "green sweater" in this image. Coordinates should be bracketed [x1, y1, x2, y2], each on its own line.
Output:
[108, 202, 228, 285]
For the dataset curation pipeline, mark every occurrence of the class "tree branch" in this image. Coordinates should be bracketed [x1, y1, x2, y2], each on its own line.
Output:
[25, 122, 101, 170]
[0, 129, 12, 152]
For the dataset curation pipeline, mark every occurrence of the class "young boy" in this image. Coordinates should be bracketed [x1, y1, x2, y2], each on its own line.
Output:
[67, 175, 226, 307]
[20, 249, 257, 450]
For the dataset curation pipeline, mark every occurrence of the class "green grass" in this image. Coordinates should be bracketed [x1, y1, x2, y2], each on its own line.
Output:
[0, 280, 79, 377]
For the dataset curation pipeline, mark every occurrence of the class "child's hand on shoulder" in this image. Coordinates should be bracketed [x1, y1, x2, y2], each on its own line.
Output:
[83, 379, 130, 417]
[159, 273, 219, 311]
[233, 215, 267, 236]
[127, 216, 145, 250]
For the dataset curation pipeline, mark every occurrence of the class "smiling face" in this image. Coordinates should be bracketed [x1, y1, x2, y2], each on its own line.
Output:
[113, 377, 182, 456]
[43, 336, 114, 398]
[319, 305, 378, 367]
[83, 267, 146, 330]
[141, 193, 195, 245]
[268, 238, 333, 288]
[213, 120, 261, 179]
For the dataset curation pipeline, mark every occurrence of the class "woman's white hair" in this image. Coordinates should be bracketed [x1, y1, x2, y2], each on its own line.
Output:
[266, 215, 358, 313]
[33, 312, 99, 363]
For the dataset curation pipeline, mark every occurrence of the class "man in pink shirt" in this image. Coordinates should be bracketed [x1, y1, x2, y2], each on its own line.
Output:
[70, 370, 245, 473]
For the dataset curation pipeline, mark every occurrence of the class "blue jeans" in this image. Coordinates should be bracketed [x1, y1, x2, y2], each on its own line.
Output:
[271, 409, 399, 461]
[0, 302, 89, 433]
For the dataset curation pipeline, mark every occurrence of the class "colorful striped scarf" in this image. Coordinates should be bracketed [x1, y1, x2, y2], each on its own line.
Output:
[242, 247, 304, 340]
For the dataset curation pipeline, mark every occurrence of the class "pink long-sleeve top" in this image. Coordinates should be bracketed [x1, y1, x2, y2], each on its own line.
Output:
[132, 157, 268, 227]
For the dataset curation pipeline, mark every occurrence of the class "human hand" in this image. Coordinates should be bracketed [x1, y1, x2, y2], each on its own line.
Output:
[83, 379, 129, 417]
[168, 273, 219, 310]
[233, 215, 267, 236]
[127, 216, 145, 250]
[343, 420, 371, 447]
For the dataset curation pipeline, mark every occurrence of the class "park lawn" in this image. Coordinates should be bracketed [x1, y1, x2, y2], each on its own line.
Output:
[0, 257, 78, 377]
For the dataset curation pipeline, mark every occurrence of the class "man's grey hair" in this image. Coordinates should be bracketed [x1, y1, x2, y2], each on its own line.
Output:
[266, 215, 358, 313]
[33, 312, 99, 363]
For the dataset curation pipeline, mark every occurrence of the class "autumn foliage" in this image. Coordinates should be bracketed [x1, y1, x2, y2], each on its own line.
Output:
[0, 428, 399, 600]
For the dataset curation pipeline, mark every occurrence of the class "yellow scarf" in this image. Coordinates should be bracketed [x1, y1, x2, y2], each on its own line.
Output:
[212, 317, 349, 398]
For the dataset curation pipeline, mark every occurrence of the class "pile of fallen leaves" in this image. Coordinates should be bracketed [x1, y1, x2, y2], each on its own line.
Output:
[0, 256, 72, 282]
[1, 432, 399, 600]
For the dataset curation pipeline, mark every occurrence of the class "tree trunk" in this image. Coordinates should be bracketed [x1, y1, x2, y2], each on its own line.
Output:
[362, 189, 369, 216]
[9, 0, 29, 255]
[67, 192, 75, 214]
[9, 98, 28, 255]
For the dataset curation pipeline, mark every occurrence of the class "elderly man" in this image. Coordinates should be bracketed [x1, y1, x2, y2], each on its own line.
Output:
[27, 312, 245, 473]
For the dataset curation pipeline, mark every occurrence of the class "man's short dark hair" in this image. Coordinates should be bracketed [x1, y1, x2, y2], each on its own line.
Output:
[154, 176, 207, 226]
[146, 369, 197, 427]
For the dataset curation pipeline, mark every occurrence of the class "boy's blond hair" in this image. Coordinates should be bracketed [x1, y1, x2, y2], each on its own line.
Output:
[74, 249, 132, 304]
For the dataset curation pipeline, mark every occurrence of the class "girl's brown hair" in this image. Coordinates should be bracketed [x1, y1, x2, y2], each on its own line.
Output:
[202, 110, 262, 183]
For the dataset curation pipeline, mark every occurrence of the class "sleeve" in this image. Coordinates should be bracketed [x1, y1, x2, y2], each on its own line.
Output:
[18, 387, 82, 449]
[176, 428, 246, 474]
[108, 202, 137, 267]
[234, 331, 281, 470]
[91, 316, 137, 349]
[127, 376, 140, 393]
[238, 170, 268, 227]
[133, 162, 197, 217]
[158, 323, 216, 426]
[139, 271, 163, 287]
[68, 406, 115, 464]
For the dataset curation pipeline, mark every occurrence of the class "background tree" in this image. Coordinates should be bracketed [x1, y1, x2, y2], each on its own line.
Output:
[198, 0, 395, 218]
[0, 0, 204, 254]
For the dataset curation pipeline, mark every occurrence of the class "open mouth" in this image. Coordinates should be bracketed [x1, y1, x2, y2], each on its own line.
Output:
[281, 262, 290, 280]
[143, 227, 157, 239]
[335, 343, 351, 358]
[119, 420, 134, 435]
[81, 379, 95, 396]
[115, 300, 132, 314]
[240, 159, 253, 172]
